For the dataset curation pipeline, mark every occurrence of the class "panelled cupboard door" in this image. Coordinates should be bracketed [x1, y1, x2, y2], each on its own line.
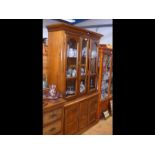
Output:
[78, 37, 89, 96]
[79, 100, 88, 130]
[88, 39, 99, 93]
[65, 35, 80, 100]
[88, 96, 98, 124]
[65, 120, 79, 135]
[64, 103, 79, 134]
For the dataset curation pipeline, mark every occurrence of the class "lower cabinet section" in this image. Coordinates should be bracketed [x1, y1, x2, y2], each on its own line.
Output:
[64, 93, 98, 134]
[43, 93, 99, 135]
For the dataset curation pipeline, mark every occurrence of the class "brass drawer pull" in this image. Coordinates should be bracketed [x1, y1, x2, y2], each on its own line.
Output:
[50, 113, 57, 117]
[49, 127, 56, 132]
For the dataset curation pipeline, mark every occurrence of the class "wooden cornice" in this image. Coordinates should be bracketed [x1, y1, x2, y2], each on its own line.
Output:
[47, 23, 103, 39]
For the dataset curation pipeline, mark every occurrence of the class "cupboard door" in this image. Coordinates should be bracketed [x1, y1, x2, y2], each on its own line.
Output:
[79, 100, 88, 130]
[79, 38, 89, 96]
[66, 36, 80, 99]
[88, 96, 98, 124]
[65, 120, 79, 135]
[64, 103, 79, 134]
[88, 40, 99, 92]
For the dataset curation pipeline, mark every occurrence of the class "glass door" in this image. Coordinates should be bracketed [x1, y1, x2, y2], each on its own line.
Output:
[101, 51, 112, 101]
[79, 38, 88, 95]
[66, 37, 79, 98]
[89, 40, 98, 92]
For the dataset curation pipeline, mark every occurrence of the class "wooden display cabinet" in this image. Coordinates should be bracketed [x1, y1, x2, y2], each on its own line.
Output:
[45, 23, 102, 134]
[47, 23, 102, 99]
[97, 44, 113, 119]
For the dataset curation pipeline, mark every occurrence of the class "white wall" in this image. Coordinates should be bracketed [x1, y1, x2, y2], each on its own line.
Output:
[85, 27, 112, 45]
[75, 19, 112, 45]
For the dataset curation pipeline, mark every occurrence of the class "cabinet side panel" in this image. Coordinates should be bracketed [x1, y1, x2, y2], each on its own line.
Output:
[47, 31, 66, 94]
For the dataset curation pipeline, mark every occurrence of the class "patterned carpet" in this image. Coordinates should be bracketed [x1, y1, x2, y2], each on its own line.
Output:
[82, 116, 112, 135]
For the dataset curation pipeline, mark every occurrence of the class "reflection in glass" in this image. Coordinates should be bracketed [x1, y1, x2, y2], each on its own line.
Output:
[66, 80, 76, 96]
[90, 76, 95, 89]
[101, 55, 111, 100]
[80, 79, 86, 93]
[66, 38, 78, 97]
[90, 41, 97, 74]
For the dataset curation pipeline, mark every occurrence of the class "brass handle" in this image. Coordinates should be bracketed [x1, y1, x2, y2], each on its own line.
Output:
[50, 113, 57, 117]
[49, 127, 56, 132]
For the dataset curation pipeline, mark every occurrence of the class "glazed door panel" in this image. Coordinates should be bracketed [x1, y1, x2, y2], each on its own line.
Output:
[65, 35, 80, 99]
[79, 37, 89, 96]
[101, 53, 112, 101]
[88, 39, 99, 93]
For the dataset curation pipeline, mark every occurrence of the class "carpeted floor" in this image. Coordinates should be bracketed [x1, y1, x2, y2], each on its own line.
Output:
[82, 116, 112, 135]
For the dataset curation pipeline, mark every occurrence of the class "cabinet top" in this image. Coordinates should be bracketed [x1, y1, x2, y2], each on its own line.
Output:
[99, 44, 113, 51]
[47, 23, 103, 39]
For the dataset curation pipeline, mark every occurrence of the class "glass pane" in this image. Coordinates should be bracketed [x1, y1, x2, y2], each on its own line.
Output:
[90, 76, 95, 89]
[101, 54, 111, 100]
[66, 38, 78, 97]
[80, 79, 86, 93]
[81, 38, 87, 76]
[79, 38, 88, 94]
[66, 38, 77, 78]
[66, 80, 76, 97]
[90, 41, 97, 74]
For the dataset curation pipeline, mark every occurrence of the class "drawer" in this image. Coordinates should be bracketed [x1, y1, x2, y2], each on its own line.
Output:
[43, 108, 62, 126]
[43, 120, 62, 135]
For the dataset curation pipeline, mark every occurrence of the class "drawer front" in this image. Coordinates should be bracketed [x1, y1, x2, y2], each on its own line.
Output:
[65, 103, 79, 124]
[43, 108, 62, 126]
[65, 120, 78, 135]
[43, 120, 62, 135]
